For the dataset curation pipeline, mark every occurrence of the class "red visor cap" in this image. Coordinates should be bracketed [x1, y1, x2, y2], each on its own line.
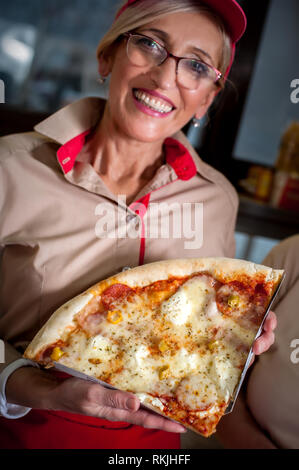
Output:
[115, 0, 247, 44]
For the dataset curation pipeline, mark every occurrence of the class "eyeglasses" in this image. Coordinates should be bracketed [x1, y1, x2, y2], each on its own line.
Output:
[123, 32, 222, 90]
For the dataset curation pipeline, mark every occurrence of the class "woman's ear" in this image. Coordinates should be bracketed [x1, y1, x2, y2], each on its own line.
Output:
[195, 87, 219, 120]
[98, 42, 120, 78]
[98, 52, 112, 79]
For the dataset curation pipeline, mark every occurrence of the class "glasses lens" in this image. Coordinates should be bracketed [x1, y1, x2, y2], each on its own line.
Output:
[178, 59, 217, 90]
[127, 34, 165, 67]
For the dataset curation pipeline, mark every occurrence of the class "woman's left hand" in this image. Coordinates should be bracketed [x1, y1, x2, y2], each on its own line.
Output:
[250, 310, 277, 365]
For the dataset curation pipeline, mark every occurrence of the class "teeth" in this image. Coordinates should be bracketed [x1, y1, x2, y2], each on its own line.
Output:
[134, 90, 173, 113]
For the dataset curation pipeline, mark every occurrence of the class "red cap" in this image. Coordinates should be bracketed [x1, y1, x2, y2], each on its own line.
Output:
[115, 0, 247, 78]
[116, 0, 246, 43]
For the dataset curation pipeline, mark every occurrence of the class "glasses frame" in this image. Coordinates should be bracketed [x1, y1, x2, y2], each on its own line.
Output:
[122, 32, 222, 87]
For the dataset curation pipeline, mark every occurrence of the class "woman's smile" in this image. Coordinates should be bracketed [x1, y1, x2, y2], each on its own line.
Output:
[132, 88, 175, 117]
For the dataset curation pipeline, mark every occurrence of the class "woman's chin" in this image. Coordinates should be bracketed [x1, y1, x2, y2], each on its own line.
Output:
[125, 124, 169, 143]
[121, 113, 171, 142]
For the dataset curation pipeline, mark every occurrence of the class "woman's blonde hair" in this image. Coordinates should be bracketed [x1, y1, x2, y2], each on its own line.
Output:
[96, 0, 232, 89]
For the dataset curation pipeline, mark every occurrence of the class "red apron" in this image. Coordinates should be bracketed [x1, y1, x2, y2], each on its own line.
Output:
[0, 372, 180, 449]
[0, 410, 180, 449]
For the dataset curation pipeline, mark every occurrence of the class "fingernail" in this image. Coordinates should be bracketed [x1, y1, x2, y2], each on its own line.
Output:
[178, 427, 187, 433]
[126, 398, 136, 410]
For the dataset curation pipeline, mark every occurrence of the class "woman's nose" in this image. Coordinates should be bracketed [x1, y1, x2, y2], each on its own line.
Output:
[148, 57, 178, 90]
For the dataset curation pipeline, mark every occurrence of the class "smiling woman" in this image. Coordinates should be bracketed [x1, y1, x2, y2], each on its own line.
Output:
[0, 0, 277, 452]
[94, 11, 223, 155]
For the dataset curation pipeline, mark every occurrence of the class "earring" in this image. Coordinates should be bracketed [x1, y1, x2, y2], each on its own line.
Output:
[98, 75, 107, 85]
[192, 117, 201, 128]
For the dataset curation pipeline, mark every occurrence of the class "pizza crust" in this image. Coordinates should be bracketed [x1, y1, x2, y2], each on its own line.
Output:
[103, 257, 282, 287]
[24, 291, 93, 360]
[24, 258, 283, 361]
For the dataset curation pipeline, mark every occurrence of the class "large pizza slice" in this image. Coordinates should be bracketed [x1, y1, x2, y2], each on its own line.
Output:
[24, 258, 284, 437]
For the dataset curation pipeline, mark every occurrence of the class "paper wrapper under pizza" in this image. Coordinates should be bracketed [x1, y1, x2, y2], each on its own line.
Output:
[24, 257, 284, 437]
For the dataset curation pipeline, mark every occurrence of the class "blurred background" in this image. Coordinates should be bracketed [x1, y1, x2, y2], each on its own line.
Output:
[0, 0, 298, 265]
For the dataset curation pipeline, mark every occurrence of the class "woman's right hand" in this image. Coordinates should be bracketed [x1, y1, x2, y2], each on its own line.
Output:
[5, 366, 186, 433]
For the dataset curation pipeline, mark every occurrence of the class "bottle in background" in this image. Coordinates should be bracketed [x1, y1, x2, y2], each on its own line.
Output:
[270, 122, 299, 211]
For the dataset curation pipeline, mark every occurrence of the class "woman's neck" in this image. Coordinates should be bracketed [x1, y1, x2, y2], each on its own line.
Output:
[85, 107, 165, 185]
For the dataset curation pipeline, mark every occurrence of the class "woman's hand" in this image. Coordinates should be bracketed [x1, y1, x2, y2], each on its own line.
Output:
[48, 374, 186, 432]
[5, 366, 186, 433]
[250, 310, 277, 365]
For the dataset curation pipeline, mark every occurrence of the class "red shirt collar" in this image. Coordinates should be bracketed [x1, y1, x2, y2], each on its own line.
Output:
[57, 130, 197, 181]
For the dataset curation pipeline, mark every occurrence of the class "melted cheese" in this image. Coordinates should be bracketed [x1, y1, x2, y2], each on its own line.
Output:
[59, 275, 259, 419]
[161, 277, 215, 327]
[161, 289, 192, 325]
[211, 355, 240, 398]
[177, 373, 219, 409]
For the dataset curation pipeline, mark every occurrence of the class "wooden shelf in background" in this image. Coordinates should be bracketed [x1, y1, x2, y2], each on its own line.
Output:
[236, 195, 299, 240]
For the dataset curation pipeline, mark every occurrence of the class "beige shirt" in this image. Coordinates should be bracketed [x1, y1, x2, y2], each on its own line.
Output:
[247, 235, 299, 449]
[0, 97, 238, 373]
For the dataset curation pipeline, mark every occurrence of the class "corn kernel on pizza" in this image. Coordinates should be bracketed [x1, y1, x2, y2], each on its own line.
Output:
[24, 258, 283, 437]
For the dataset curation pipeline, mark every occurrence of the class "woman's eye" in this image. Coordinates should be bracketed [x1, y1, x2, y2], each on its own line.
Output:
[188, 60, 209, 76]
[138, 37, 159, 51]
